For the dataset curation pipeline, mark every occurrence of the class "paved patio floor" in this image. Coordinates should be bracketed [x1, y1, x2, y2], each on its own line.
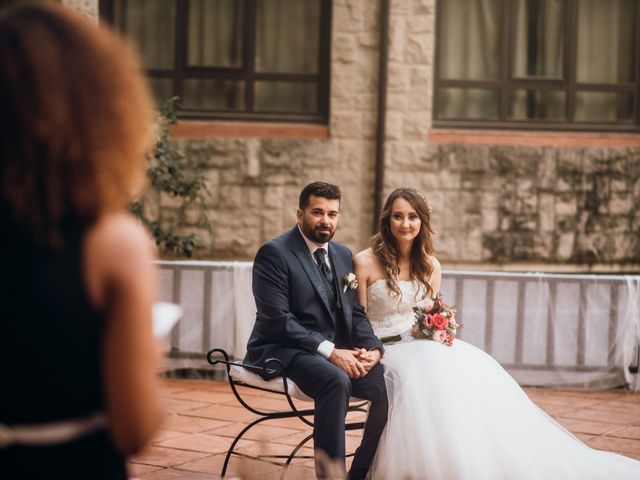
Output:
[129, 378, 640, 479]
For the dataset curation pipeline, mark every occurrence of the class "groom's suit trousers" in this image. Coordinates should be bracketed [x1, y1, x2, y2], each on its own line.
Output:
[286, 352, 388, 479]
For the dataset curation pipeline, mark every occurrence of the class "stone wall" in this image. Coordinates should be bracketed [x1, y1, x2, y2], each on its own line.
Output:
[384, 144, 640, 266]
[82, 0, 639, 270]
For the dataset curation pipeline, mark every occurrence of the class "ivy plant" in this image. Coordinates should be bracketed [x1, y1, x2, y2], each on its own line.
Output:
[131, 97, 210, 258]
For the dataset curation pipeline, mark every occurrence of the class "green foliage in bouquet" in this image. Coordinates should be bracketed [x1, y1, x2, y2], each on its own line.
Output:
[130, 97, 211, 258]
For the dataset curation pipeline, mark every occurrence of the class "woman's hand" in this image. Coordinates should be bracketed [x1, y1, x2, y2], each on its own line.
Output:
[410, 325, 426, 339]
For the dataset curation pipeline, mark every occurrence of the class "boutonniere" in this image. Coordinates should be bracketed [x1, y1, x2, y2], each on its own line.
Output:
[343, 273, 359, 293]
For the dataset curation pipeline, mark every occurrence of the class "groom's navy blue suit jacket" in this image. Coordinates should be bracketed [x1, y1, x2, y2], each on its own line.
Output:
[245, 226, 382, 378]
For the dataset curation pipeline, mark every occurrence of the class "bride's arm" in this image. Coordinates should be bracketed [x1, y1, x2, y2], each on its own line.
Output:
[429, 256, 442, 297]
[353, 251, 371, 312]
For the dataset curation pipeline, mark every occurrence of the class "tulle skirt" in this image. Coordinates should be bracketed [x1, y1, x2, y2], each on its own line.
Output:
[369, 339, 640, 480]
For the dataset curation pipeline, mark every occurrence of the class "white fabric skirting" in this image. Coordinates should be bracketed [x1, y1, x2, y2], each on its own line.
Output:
[156, 261, 640, 391]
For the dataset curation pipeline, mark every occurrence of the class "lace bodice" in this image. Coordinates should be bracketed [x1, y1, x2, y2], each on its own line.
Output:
[366, 279, 425, 338]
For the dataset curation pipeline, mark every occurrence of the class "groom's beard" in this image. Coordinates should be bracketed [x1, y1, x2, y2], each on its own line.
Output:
[300, 220, 336, 244]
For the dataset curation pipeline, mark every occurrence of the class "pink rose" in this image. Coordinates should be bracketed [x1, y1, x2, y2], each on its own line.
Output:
[415, 298, 434, 311]
[446, 333, 454, 346]
[432, 330, 447, 343]
[422, 314, 433, 329]
[432, 313, 448, 330]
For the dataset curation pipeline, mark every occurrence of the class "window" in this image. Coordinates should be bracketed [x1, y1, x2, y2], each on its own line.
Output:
[433, 0, 640, 131]
[100, 0, 331, 123]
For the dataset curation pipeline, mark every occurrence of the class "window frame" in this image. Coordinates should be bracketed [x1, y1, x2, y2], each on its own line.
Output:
[100, 0, 332, 124]
[432, 0, 640, 132]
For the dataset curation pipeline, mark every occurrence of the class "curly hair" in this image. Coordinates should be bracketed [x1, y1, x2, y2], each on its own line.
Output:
[0, 2, 153, 247]
[370, 187, 436, 299]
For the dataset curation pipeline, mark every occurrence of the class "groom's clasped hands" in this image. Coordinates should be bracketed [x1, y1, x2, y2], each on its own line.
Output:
[329, 347, 381, 379]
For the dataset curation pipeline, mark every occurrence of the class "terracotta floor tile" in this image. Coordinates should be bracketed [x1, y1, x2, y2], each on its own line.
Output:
[235, 441, 315, 459]
[181, 453, 282, 478]
[247, 416, 309, 429]
[128, 463, 164, 476]
[162, 397, 210, 414]
[169, 389, 238, 404]
[556, 418, 623, 435]
[131, 445, 211, 468]
[128, 379, 640, 478]
[560, 408, 640, 425]
[530, 394, 604, 409]
[207, 422, 301, 441]
[530, 401, 577, 417]
[271, 431, 314, 447]
[151, 429, 190, 443]
[586, 400, 640, 416]
[139, 468, 218, 479]
[611, 426, 640, 440]
[587, 436, 640, 454]
[574, 432, 598, 443]
[156, 432, 256, 454]
[185, 404, 260, 423]
[163, 414, 231, 433]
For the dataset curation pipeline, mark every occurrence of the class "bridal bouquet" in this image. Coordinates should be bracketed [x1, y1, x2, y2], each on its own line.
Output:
[413, 293, 460, 346]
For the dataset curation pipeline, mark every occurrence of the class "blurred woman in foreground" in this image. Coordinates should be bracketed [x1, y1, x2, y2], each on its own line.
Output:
[0, 2, 161, 478]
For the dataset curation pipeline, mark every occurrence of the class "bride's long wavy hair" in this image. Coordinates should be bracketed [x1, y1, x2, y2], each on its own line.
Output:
[370, 187, 436, 299]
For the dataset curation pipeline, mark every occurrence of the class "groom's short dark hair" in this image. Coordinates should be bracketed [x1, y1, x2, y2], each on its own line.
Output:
[299, 182, 341, 209]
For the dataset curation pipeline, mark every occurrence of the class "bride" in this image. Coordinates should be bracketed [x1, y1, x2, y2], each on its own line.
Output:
[354, 187, 640, 480]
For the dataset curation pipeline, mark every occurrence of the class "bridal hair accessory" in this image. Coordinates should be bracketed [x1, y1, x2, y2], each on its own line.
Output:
[409, 187, 432, 213]
[343, 273, 359, 293]
[413, 293, 460, 346]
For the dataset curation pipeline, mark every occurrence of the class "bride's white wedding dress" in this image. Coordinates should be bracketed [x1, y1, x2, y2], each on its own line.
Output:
[367, 279, 640, 480]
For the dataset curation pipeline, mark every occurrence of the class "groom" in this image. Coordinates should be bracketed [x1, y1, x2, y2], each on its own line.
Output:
[245, 181, 388, 480]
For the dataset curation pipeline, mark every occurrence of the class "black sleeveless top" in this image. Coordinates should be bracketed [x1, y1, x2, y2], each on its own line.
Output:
[0, 212, 127, 479]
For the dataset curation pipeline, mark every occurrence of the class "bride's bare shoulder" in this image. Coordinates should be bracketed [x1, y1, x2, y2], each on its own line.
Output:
[429, 255, 442, 272]
[354, 247, 374, 264]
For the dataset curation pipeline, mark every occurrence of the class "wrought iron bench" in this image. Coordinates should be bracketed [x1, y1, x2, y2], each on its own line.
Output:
[206, 348, 368, 478]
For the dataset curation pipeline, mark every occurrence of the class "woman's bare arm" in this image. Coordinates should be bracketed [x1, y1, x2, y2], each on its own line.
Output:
[354, 249, 373, 312]
[84, 214, 162, 454]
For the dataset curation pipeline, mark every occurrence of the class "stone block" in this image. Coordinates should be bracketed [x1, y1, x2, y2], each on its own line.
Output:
[555, 195, 577, 216]
[388, 16, 407, 63]
[538, 193, 555, 232]
[517, 192, 537, 216]
[555, 233, 575, 260]
[535, 148, 557, 190]
[405, 34, 430, 64]
[412, 0, 435, 15]
[333, 0, 364, 33]
[608, 193, 633, 215]
[220, 169, 241, 184]
[245, 139, 261, 178]
[391, 0, 411, 15]
[482, 208, 499, 231]
[557, 149, 584, 174]
[385, 112, 403, 141]
[402, 111, 430, 140]
[611, 178, 628, 192]
[219, 185, 245, 209]
[410, 66, 430, 94]
[386, 92, 408, 112]
[357, 32, 378, 49]
[357, 93, 377, 110]
[183, 205, 208, 227]
[333, 34, 358, 63]
[407, 15, 434, 33]
[331, 112, 362, 139]
[612, 234, 638, 261]
[387, 63, 410, 93]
